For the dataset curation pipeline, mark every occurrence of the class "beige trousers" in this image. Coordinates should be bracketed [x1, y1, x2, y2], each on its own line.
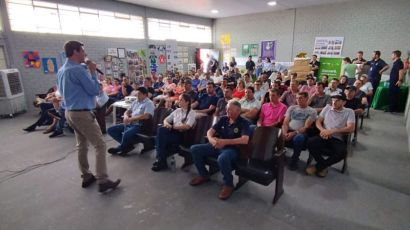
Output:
[65, 111, 108, 183]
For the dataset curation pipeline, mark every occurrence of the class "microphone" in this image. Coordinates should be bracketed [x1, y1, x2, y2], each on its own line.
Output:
[83, 58, 104, 75]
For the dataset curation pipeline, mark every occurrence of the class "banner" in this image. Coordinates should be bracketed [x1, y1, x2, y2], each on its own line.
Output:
[242, 44, 259, 57]
[261, 40, 276, 60]
[318, 57, 343, 80]
[313, 37, 344, 57]
[166, 40, 178, 71]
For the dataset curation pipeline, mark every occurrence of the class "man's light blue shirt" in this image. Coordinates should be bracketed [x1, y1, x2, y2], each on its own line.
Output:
[57, 59, 100, 110]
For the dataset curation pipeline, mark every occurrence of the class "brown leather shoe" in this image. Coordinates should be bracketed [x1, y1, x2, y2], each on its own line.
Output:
[218, 186, 234, 200]
[189, 176, 210, 186]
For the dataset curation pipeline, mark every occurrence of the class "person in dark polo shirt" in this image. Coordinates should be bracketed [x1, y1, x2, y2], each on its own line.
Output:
[192, 82, 218, 114]
[364, 51, 389, 90]
[388, 50, 405, 112]
[189, 100, 251, 200]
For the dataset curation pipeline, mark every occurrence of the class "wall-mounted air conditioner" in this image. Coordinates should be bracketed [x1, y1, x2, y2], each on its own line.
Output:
[0, 69, 27, 116]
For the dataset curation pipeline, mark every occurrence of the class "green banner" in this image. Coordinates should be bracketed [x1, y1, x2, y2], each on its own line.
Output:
[318, 57, 343, 80]
[242, 44, 259, 57]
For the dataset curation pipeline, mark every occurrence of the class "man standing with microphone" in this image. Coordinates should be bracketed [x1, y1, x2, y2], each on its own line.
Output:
[57, 41, 120, 193]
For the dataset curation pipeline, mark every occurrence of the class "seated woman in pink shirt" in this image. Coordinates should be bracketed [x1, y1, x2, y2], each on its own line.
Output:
[257, 88, 287, 127]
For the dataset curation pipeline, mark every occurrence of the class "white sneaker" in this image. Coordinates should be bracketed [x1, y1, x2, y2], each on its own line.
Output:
[134, 143, 144, 154]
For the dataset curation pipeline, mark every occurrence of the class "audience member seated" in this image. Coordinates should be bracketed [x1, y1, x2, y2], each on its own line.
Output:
[232, 68, 242, 80]
[308, 82, 331, 113]
[284, 72, 297, 86]
[282, 92, 317, 170]
[353, 80, 369, 106]
[344, 86, 365, 115]
[215, 87, 233, 120]
[359, 74, 374, 97]
[232, 79, 246, 99]
[143, 77, 155, 99]
[257, 88, 287, 127]
[260, 73, 270, 92]
[253, 80, 266, 102]
[306, 92, 355, 177]
[321, 75, 329, 87]
[338, 75, 349, 91]
[280, 80, 299, 107]
[212, 69, 224, 84]
[198, 72, 212, 93]
[300, 75, 316, 96]
[107, 87, 155, 156]
[153, 74, 165, 97]
[324, 78, 342, 95]
[102, 77, 113, 94]
[23, 99, 55, 132]
[244, 73, 253, 88]
[191, 73, 201, 91]
[224, 71, 236, 87]
[153, 77, 176, 103]
[95, 85, 109, 134]
[152, 93, 196, 172]
[192, 82, 218, 114]
[189, 100, 251, 200]
[272, 79, 288, 96]
[239, 86, 261, 122]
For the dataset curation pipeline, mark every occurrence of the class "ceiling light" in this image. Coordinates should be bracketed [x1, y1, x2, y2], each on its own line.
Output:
[267, 1, 277, 6]
[211, 9, 219, 14]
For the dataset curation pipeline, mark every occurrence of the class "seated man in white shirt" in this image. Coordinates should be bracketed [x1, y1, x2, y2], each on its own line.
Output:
[306, 92, 355, 177]
[239, 86, 261, 122]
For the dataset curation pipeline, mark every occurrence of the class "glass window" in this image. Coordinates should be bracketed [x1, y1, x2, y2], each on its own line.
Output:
[147, 18, 211, 43]
[6, 0, 144, 39]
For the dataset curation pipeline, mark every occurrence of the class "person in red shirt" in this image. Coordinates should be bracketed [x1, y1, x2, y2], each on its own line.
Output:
[232, 79, 246, 99]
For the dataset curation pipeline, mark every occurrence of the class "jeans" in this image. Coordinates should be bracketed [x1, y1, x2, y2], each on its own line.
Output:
[55, 107, 66, 132]
[191, 143, 238, 187]
[155, 127, 183, 161]
[285, 133, 307, 162]
[256, 68, 262, 78]
[35, 103, 54, 126]
[307, 136, 346, 171]
[107, 123, 141, 151]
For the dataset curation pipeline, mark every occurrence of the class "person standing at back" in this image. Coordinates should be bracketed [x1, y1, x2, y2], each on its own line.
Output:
[387, 50, 405, 113]
[364, 51, 389, 90]
[58, 41, 120, 193]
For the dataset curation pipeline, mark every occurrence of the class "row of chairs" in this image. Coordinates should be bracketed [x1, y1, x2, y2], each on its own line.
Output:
[132, 108, 286, 204]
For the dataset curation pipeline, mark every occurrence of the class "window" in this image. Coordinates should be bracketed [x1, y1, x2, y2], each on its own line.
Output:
[6, 0, 144, 39]
[148, 18, 212, 43]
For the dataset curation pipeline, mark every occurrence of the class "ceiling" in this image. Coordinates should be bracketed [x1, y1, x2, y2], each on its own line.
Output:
[117, 0, 355, 19]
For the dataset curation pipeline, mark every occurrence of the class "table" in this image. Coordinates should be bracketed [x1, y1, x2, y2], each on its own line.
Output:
[112, 100, 131, 124]
[371, 83, 409, 112]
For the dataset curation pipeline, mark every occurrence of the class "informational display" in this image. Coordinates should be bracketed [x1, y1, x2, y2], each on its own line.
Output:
[318, 57, 343, 80]
[166, 40, 178, 71]
[261, 40, 276, 60]
[313, 37, 344, 57]
[242, 44, 259, 57]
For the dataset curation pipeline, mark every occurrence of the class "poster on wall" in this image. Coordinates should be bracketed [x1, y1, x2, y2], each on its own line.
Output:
[22, 51, 41, 68]
[313, 37, 344, 57]
[318, 57, 343, 80]
[42, 57, 58, 74]
[241, 44, 259, 57]
[188, 63, 196, 72]
[107, 48, 118, 57]
[126, 49, 146, 79]
[148, 44, 158, 73]
[166, 40, 178, 71]
[261, 40, 276, 61]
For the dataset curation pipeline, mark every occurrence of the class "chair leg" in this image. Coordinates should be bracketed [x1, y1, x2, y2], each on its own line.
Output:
[235, 176, 248, 190]
[360, 115, 364, 129]
[273, 153, 285, 204]
[341, 156, 347, 174]
[306, 154, 313, 167]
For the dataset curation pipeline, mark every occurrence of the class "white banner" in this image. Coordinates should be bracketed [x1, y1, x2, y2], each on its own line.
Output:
[313, 37, 344, 57]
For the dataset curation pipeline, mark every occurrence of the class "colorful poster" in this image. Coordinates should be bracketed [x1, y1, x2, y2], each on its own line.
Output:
[148, 44, 158, 73]
[242, 44, 250, 57]
[42, 57, 57, 74]
[220, 34, 231, 46]
[261, 40, 276, 60]
[126, 49, 146, 79]
[166, 40, 178, 71]
[318, 57, 343, 80]
[313, 37, 344, 57]
[22, 51, 41, 68]
[249, 44, 259, 57]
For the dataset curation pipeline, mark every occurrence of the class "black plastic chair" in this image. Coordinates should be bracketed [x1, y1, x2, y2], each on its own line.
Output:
[306, 133, 352, 174]
[234, 126, 285, 204]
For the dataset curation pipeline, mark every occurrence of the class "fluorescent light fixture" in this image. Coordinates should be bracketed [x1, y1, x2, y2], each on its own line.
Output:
[211, 9, 219, 14]
[267, 1, 277, 6]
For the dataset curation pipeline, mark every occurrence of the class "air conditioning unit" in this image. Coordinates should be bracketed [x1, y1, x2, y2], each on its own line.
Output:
[0, 69, 27, 116]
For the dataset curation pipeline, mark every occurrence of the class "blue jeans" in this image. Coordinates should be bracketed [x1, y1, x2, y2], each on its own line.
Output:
[55, 107, 66, 132]
[191, 143, 238, 187]
[285, 133, 307, 162]
[107, 123, 141, 151]
[256, 68, 262, 78]
[155, 127, 183, 161]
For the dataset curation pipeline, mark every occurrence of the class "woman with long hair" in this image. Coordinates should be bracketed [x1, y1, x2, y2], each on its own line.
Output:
[152, 93, 196, 171]
[232, 79, 246, 99]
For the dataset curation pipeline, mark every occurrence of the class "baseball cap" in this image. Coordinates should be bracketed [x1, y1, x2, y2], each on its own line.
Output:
[330, 91, 347, 101]
[345, 85, 357, 91]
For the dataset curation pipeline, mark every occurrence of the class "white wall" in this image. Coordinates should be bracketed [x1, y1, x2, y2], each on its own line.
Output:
[215, 0, 410, 63]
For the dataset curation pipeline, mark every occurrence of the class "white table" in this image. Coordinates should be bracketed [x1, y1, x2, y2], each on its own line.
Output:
[112, 100, 131, 124]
